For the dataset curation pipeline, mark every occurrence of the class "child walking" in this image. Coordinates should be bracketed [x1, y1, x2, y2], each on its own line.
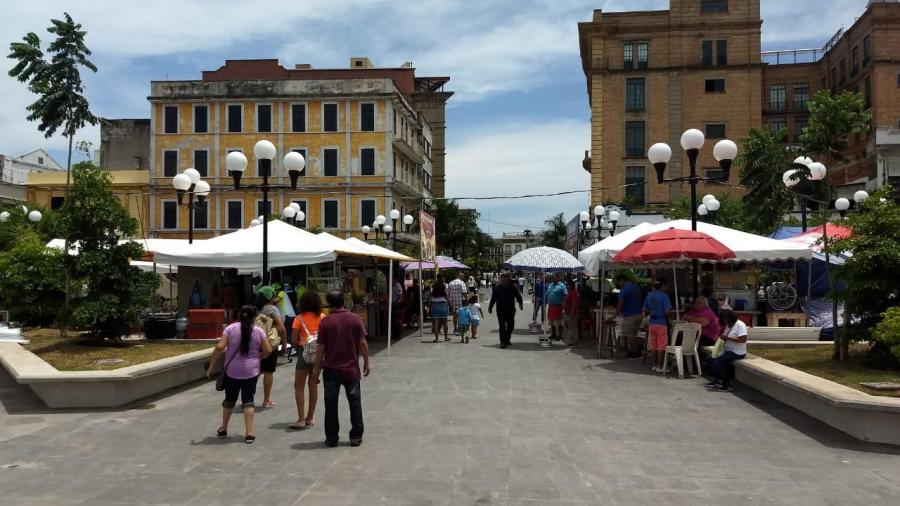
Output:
[456, 304, 472, 344]
[468, 295, 484, 339]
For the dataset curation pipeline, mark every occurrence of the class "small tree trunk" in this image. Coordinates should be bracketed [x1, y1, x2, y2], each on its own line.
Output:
[61, 134, 73, 339]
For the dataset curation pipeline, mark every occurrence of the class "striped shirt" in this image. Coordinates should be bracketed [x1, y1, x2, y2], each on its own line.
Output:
[447, 279, 467, 307]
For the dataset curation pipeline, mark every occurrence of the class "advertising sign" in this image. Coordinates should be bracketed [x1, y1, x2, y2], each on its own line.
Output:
[419, 210, 437, 262]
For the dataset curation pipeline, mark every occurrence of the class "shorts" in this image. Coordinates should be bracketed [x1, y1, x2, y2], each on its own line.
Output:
[261, 348, 278, 374]
[222, 375, 259, 409]
[458, 324, 470, 335]
[471, 319, 480, 328]
[295, 345, 312, 370]
[431, 301, 449, 319]
[649, 324, 669, 351]
[621, 314, 643, 339]
[547, 304, 563, 321]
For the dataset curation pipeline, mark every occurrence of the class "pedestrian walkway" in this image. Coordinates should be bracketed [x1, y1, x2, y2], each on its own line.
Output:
[1, 308, 900, 505]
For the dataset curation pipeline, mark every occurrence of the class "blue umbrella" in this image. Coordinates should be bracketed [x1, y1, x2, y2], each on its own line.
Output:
[503, 246, 584, 273]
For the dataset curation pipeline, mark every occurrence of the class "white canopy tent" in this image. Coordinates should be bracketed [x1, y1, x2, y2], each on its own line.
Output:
[344, 237, 415, 262]
[316, 232, 398, 260]
[47, 238, 190, 258]
[578, 220, 812, 273]
[153, 220, 337, 269]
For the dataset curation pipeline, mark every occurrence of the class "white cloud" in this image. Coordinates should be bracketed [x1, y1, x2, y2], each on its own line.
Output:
[445, 118, 590, 236]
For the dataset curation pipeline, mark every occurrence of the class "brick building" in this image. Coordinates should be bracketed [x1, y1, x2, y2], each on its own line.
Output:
[579, 0, 900, 206]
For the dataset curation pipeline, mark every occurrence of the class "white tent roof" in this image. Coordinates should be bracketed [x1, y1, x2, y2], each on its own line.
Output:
[316, 232, 390, 259]
[578, 220, 813, 273]
[153, 220, 337, 269]
[344, 237, 415, 261]
[47, 238, 189, 256]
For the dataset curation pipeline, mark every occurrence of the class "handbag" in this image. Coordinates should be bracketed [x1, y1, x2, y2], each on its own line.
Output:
[297, 316, 319, 365]
[214, 351, 235, 392]
[711, 337, 726, 359]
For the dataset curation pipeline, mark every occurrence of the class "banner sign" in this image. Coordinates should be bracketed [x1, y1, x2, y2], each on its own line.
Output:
[419, 210, 437, 262]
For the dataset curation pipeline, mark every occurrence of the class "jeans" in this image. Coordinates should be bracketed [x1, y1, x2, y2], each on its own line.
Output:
[532, 300, 545, 322]
[222, 375, 259, 409]
[497, 312, 515, 345]
[323, 369, 364, 444]
[710, 351, 745, 387]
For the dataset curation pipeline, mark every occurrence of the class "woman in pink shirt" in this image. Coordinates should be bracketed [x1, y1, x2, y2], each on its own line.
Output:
[207, 305, 272, 444]
[684, 296, 720, 347]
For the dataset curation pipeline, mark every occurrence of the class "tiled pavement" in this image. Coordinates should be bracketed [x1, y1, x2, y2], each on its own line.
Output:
[2, 295, 900, 505]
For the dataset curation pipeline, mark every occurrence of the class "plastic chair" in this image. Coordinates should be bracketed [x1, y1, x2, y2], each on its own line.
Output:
[663, 323, 702, 379]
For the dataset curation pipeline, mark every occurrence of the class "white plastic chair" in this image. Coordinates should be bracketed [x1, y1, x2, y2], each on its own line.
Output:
[663, 323, 702, 379]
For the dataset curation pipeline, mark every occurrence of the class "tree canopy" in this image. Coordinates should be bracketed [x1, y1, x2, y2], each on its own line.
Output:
[540, 213, 567, 249]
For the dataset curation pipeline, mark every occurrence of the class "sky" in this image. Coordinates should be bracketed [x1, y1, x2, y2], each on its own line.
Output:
[0, 0, 870, 237]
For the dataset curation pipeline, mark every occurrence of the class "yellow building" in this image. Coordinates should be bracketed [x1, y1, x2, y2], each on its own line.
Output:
[147, 58, 451, 248]
[26, 170, 152, 238]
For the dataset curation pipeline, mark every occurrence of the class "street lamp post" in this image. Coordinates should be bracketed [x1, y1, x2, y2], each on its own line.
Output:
[697, 194, 721, 224]
[282, 203, 306, 228]
[648, 130, 737, 296]
[171, 168, 209, 244]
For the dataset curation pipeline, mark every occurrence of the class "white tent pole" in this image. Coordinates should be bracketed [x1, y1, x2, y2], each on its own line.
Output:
[388, 260, 393, 357]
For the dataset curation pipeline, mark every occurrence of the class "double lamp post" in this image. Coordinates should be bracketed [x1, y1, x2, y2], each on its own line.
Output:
[361, 209, 414, 250]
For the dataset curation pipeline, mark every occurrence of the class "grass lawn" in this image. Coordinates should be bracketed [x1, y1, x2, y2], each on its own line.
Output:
[753, 344, 900, 398]
[23, 329, 214, 372]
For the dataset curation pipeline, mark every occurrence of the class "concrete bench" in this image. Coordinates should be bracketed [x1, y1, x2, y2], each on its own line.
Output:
[0, 342, 213, 409]
[699, 345, 900, 446]
[747, 326, 821, 341]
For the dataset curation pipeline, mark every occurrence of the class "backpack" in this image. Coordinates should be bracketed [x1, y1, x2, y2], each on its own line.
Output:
[297, 316, 319, 365]
[254, 306, 281, 349]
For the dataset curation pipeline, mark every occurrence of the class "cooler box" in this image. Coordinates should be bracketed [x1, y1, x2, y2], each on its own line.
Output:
[186, 324, 222, 339]
[188, 309, 225, 326]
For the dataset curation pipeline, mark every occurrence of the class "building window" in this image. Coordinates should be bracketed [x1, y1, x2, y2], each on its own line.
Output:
[360, 103, 375, 132]
[625, 121, 645, 158]
[292, 148, 307, 176]
[865, 76, 872, 109]
[291, 103, 306, 133]
[227, 104, 242, 133]
[163, 106, 178, 134]
[323, 103, 338, 132]
[162, 201, 178, 230]
[515, 245, 522, 254]
[623, 42, 633, 69]
[769, 117, 787, 136]
[323, 200, 340, 229]
[360, 148, 376, 176]
[717, 40, 728, 66]
[770, 84, 786, 112]
[706, 124, 726, 139]
[625, 78, 645, 111]
[704, 168, 725, 181]
[226, 201, 243, 229]
[193, 105, 208, 133]
[840, 59, 847, 85]
[193, 200, 208, 230]
[863, 35, 871, 65]
[705, 79, 725, 93]
[50, 196, 64, 210]
[625, 166, 645, 205]
[256, 104, 272, 133]
[852, 47, 859, 75]
[360, 200, 376, 228]
[700, 0, 729, 13]
[637, 42, 648, 69]
[392, 152, 397, 178]
[163, 150, 178, 177]
[794, 117, 809, 143]
[793, 83, 810, 110]
[193, 150, 208, 177]
[257, 158, 272, 178]
[37, 156, 44, 165]
[324, 148, 339, 176]
[256, 200, 272, 220]
[702, 41, 713, 67]
[504, 245, 512, 256]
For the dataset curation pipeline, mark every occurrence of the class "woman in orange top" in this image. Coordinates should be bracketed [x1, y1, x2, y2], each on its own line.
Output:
[289, 290, 325, 429]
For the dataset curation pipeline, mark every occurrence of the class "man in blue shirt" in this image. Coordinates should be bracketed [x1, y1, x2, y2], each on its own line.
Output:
[531, 274, 546, 324]
[612, 274, 644, 359]
[545, 274, 568, 340]
[643, 278, 673, 372]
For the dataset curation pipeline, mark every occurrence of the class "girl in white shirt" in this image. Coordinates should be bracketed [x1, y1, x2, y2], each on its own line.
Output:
[468, 296, 484, 339]
[708, 309, 747, 392]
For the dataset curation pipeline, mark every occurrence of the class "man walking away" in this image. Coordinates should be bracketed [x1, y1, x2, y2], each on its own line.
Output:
[488, 273, 523, 349]
[532, 274, 546, 324]
[612, 274, 644, 359]
[313, 290, 370, 447]
[448, 273, 467, 335]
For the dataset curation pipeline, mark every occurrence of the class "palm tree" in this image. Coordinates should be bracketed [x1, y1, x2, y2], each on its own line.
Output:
[540, 213, 567, 249]
[8, 13, 99, 328]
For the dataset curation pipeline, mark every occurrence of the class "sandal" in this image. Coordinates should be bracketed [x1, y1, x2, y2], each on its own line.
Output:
[245, 435, 256, 444]
[217, 427, 227, 439]
[444, 337, 451, 342]
[305, 419, 315, 427]
[263, 401, 276, 407]
[288, 421, 306, 429]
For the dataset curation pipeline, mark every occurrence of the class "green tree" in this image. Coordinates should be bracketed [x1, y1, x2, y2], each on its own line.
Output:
[826, 187, 900, 359]
[663, 193, 751, 232]
[540, 212, 567, 249]
[801, 89, 871, 162]
[736, 128, 796, 235]
[0, 229, 66, 328]
[430, 199, 481, 258]
[58, 161, 159, 340]
[8, 13, 100, 325]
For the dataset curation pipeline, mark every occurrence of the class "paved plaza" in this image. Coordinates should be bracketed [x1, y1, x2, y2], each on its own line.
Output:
[2, 296, 900, 505]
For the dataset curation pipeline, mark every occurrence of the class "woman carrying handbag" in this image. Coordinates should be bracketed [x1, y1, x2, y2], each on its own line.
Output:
[207, 305, 272, 444]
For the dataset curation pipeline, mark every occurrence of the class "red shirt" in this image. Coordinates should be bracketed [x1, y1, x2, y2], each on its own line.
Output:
[317, 309, 367, 381]
[563, 291, 581, 316]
